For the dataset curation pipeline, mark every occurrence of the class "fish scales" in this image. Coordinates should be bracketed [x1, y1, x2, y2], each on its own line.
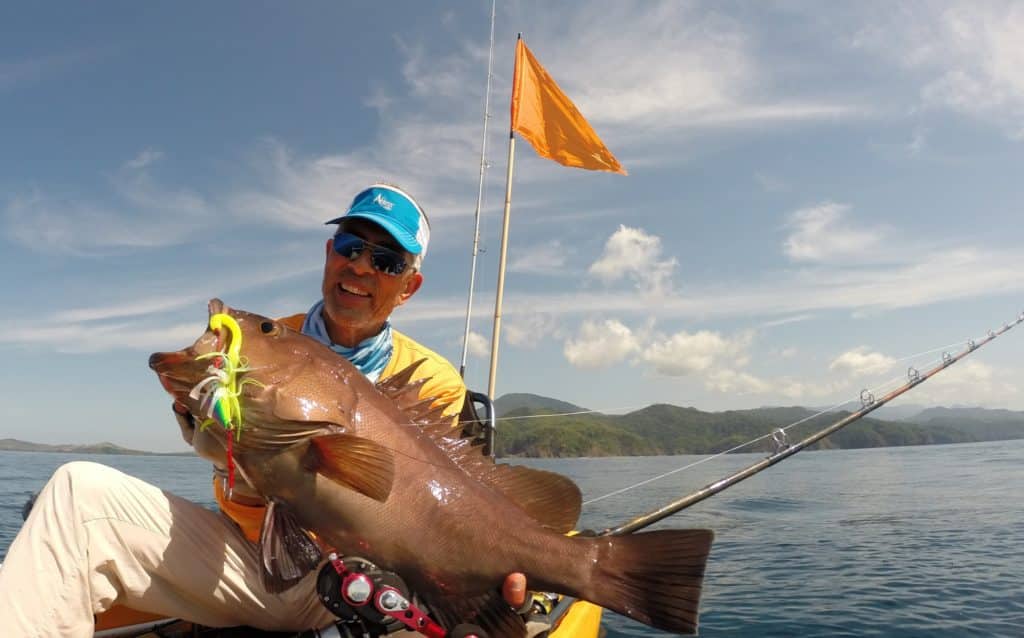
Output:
[150, 299, 714, 637]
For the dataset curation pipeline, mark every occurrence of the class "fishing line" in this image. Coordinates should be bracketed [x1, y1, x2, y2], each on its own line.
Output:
[492, 405, 654, 423]
[582, 312, 1022, 506]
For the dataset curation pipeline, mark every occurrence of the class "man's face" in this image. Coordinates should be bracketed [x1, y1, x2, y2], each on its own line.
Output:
[321, 218, 423, 343]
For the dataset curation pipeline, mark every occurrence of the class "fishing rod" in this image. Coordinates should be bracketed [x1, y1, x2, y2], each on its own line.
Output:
[602, 312, 1024, 536]
[458, 0, 497, 378]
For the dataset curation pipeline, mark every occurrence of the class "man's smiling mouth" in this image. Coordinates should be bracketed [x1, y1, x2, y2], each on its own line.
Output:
[339, 282, 370, 297]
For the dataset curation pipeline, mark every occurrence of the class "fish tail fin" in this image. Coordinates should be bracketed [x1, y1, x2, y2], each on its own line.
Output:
[582, 529, 713, 635]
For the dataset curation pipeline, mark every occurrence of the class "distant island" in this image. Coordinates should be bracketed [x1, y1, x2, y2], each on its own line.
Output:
[0, 439, 192, 456]
[4, 394, 1022, 458]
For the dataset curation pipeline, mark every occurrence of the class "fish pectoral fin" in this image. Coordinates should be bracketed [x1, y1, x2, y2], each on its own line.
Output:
[423, 589, 527, 638]
[258, 499, 322, 594]
[304, 433, 395, 502]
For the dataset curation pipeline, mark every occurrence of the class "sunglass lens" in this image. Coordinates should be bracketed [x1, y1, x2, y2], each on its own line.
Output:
[333, 233, 408, 275]
[332, 233, 365, 259]
[371, 249, 407, 275]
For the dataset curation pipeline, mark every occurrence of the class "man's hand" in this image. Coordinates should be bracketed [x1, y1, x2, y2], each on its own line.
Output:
[502, 572, 528, 611]
[172, 401, 196, 445]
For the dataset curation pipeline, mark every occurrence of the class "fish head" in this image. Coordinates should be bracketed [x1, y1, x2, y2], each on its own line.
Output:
[150, 298, 357, 448]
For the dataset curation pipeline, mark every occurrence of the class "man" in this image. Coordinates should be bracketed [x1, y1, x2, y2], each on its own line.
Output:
[0, 183, 526, 637]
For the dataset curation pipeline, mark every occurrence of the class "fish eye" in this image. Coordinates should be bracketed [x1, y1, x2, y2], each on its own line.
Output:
[259, 321, 277, 335]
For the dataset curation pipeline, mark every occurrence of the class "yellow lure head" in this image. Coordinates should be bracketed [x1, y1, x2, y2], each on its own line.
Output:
[209, 313, 243, 365]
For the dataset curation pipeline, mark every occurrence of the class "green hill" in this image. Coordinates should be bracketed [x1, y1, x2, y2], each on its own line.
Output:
[494, 393, 587, 417]
[912, 407, 1024, 440]
[489, 396, 1010, 458]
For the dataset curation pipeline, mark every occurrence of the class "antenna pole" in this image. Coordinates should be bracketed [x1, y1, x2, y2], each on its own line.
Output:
[459, 0, 497, 378]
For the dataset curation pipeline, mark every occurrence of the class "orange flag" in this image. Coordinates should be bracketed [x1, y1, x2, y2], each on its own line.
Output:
[511, 38, 626, 175]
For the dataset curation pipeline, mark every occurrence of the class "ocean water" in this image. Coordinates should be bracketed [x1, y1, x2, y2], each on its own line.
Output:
[1, 440, 1021, 637]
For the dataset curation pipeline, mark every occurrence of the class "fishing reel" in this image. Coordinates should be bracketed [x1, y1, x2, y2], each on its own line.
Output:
[316, 555, 412, 635]
[315, 554, 488, 638]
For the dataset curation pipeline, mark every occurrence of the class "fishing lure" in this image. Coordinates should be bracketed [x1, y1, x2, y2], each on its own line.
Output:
[188, 312, 254, 495]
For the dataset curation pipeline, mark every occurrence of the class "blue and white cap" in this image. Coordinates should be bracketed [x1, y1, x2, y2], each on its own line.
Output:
[326, 184, 431, 260]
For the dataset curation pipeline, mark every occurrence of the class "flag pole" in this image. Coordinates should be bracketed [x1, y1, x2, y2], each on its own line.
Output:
[458, 0, 496, 378]
[487, 34, 521, 400]
[487, 129, 516, 400]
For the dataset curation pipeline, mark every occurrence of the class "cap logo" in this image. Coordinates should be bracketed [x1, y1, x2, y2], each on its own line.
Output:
[372, 193, 394, 211]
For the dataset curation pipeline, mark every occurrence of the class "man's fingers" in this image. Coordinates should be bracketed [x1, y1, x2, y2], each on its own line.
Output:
[172, 401, 196, 445]
[502, 572, 528, 610]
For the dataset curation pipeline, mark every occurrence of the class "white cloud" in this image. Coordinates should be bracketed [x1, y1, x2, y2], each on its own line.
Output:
[639, 329, 753, 376]
[589, 225, 677, 294]
[829, 347, 897, 377]
[464, 330, 489, 358]
[704, 368, 771, 395]
[563, 319, 640, 368]
[852, 2, 1024, 136]
[783, 202, 883, 263]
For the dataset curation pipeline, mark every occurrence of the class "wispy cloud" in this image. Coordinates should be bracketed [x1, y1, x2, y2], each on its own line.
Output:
[0, 320, 202, 354]
[512, 1, 868, 137]
[504, 313, 563, 347]
[396, 240, 1024, 329]
[906, 360, 1019, 408]
[852, 1, 1024, 137]
[508, 240, 571, 274]
[783, 202, 884, 263]
[3, 150, 214, 255]
[0, 50, 99, 91]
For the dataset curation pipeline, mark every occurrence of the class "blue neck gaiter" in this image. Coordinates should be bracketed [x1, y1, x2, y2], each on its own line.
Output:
[300, 300, 393, 382]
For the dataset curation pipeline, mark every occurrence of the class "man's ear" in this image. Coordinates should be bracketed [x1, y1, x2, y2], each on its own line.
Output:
[324, 238, 333, 260]
[397, 271, 424, 306]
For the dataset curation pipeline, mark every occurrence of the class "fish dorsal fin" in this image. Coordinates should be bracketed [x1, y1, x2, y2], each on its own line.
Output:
[258, 499, 322, 593]
[419, 414, 583, 533]
[376, 358, 429, 398]
[378, 362, 582, 531]
[375, 359, 453, 424]
[474, 463, 582, 533]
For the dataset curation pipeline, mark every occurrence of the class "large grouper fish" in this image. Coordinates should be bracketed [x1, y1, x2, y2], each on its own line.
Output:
[149, 299, 714, 637]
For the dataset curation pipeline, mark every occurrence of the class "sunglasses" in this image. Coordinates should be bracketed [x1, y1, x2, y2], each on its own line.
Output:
[332, 232, 409, 276]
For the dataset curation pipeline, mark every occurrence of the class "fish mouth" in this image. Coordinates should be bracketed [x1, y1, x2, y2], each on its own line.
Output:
[149, 350, 204, 398]
[149, 298, 234, 400]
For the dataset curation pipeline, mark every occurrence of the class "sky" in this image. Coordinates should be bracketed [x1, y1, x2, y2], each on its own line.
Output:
[2, 1, 1023, 452]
